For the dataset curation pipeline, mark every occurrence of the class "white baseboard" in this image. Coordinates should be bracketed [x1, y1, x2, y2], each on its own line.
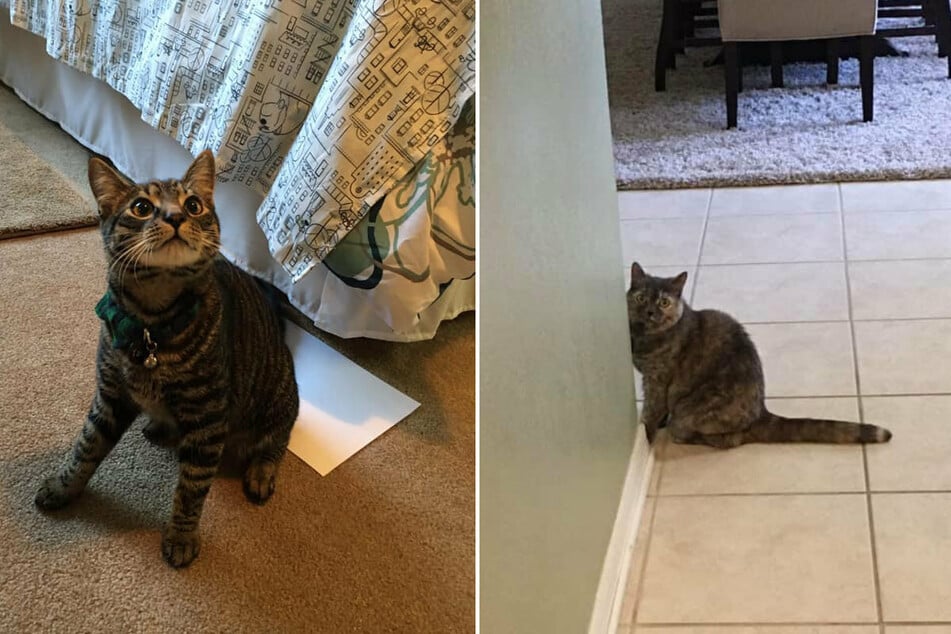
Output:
[587, 426, 655, 634]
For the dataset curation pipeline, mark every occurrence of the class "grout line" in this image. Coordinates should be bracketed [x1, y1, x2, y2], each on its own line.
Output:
[847, 316, 951, 323]
[655, 491, 860, 499]
[620, 206, 951, 222]
[840, 183, 886, 633]
[634, 621, 951, 628]
[805, 391, 951, 398]
[624, 204, 951, 223]
[628, 192, 710, 624]
[631, 450, 664, 625]
[865, 455, 886, 634]
[623, 210, 840, 223]
[634, 624, 879, 629]
[688, 189, 713, 306]
[716, 317, 951, 327]
[644, 392, 951, 399]
[741, 317, 951, 325]
[642, 255, 951, 269]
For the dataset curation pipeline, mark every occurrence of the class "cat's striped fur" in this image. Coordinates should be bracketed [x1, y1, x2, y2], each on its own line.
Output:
[35, 150, 299, 568]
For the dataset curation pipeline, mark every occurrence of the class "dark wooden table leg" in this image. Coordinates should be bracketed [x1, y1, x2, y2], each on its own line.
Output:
[770, 42, 784, 88]
[725, 42, 738, 128]
[826, 38, 840, 84]
[860, 35, 874, 122]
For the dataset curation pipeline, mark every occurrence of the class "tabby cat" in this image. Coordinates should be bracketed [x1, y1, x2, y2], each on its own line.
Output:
[627, 262, 892, 448]
[35, 150, 299, 568]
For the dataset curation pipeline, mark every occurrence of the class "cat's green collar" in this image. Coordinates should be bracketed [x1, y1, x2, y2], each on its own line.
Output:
[94, 291, 200, 354]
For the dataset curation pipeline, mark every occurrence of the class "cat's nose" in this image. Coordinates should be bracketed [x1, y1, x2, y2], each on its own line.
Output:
[164, 210, 185, 229]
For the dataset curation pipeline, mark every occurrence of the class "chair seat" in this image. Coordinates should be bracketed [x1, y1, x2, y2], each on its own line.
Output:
[719, 0, 878, 41]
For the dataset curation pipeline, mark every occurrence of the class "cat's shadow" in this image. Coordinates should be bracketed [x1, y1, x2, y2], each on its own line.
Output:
[1, 419, 248, 549]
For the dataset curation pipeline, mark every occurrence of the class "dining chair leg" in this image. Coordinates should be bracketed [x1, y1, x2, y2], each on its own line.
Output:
[655, 0, 676, 90]
[826, 38, 840, 84]
[860, 35, 874, 122]
[932, 0, 951, 71]
[770, 42, 784, 88]
[668, 0, 679, 68]
[683, 0, 697, 40]
[932, 0, 951, 57]
[675, 0, 687, 54]
[737, 46, 744, 93]
[654, 19, 668, 88]
[725, 42, 739, 128]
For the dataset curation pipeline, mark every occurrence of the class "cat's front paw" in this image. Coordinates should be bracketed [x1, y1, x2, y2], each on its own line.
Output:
[243, 460, 277, 505]
[162, 527, 201, 568]
[35, 476, 77, 511]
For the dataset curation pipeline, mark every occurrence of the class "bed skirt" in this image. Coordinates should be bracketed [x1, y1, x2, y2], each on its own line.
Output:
[0, 19, 474, 342]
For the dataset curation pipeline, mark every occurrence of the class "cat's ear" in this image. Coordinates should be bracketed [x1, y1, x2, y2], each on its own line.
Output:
[630, 262, 646, 285]
[88, 157, 134, 218]
[670, 271, 689, 297]
[182, 149, 217, 200]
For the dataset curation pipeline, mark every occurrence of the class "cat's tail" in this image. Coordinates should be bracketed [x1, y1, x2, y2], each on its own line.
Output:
[748, 412, 892, 444]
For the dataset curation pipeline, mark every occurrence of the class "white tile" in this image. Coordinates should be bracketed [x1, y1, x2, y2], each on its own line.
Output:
[618, 188, 710, 220]
[886, 627, 951, 634]
[841, 179, 951, 213]
[620, 217, 706, 267]
[849, 259, 951, 320]
[693, 262, 848, 323]
[864, 396, 951, 491]
[660, 398, 864, 495]
[710, 183, 840, 216]
[638, 494, 877, 623]
[872, 493, 951, 621]
[746, 322, 856, 396]
[623, 265, 696, 300]
[701, 214, 842, 265]
[854, 320, 951, 395]
[845, 210, 951, 261]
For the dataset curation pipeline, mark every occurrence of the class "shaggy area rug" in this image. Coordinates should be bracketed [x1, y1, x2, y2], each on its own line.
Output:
[603, 0, 951, 189]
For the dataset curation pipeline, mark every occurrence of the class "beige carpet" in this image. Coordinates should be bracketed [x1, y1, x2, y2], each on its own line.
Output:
[0, 87, 96, 239]
[0, 195, 472, 634]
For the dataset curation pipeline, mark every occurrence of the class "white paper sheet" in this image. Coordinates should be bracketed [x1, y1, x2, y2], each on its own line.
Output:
[284, 322, 420, 475]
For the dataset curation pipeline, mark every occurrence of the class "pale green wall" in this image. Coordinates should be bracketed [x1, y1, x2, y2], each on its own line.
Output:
[479, 0, 639, 631]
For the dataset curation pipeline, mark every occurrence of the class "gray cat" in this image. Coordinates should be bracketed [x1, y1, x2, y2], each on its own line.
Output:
[627, 262, 892, 448]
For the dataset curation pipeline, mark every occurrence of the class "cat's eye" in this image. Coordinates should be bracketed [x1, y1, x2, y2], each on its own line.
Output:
[659, 297, 672, 308]
[129, 198, 154, 219]
[183, 196, 203, 216]
[633, 292, 647, 304]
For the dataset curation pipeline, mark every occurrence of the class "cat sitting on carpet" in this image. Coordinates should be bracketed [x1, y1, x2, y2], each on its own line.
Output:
[627, 262, 891, 448]
[35, 150, 299, 568]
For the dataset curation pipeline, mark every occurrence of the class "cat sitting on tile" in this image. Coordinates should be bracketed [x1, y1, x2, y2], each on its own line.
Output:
[627, 262, 891, 448]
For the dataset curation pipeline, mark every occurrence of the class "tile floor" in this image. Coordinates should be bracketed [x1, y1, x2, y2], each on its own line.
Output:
[616, 181, 951, 633]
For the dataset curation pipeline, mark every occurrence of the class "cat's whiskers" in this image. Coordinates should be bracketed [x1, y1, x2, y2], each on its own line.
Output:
[111, 237, 152, 287]
[193, 234, 220, 257]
